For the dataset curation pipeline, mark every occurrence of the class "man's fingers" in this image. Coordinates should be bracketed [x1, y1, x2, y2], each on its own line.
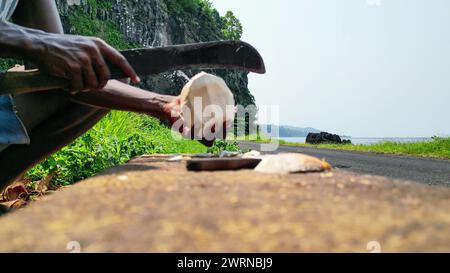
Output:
[67, 65, 83, 93]
[92, 54, 111, 89]
[81, 58, 99, 92]
[69, 75, 83, 93]
[98, 41, 140, 84]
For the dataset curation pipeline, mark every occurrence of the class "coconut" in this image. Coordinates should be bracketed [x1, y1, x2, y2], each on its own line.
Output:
[178, 72, 235, 139]
[254, 153, 332, 174]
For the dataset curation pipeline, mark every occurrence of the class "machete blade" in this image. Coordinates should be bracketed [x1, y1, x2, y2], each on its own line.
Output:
[0, 41, 265, 95]
[110, 40, 266, 79]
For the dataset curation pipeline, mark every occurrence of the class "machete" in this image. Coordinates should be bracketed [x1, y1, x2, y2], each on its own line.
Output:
[0, 40, 265, 95]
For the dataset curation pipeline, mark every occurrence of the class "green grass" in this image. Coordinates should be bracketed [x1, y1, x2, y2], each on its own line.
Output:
[238, 134, 450, 160]
[27, 112, 208, 186]
[207, 139, 241, 155]
[305, 137, 450, 159]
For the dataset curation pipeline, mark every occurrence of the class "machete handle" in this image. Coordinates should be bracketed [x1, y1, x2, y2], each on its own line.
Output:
[187, 158, 262, 172]
[0, 70, 68, 95]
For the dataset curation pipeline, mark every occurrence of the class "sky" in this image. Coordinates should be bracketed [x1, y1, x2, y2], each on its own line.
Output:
[211, 0, 450, 137]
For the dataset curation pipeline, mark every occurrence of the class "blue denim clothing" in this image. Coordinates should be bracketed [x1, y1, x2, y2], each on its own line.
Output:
[0, 0, 18, 20]
[0, 95, 29, 144]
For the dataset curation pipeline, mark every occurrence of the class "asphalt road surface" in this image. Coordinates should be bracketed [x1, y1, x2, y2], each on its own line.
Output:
[239, 141, 450, 187]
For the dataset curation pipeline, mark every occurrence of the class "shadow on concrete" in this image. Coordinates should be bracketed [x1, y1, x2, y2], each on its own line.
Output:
[0, 205, 10, 217]
[0, 164, 161, 218]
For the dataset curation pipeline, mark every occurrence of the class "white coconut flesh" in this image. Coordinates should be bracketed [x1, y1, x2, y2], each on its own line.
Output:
[254, 153, 332, 174]
[179, 72, 235, 134]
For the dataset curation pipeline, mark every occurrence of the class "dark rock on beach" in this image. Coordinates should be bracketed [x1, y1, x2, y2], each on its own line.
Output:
[306, 132, 352, 145]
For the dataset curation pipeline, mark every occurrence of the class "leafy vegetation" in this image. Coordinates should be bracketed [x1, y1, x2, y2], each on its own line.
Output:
[67, 7, 136, 50]
[208, 139, 241, 155]
[86, 0, 113, 11]
[165, 0, 215, 16]
[165, 0, 243, 40]
[221, 11, 243, 40]
[0, 58, 22, 72]
[27, 112, 207, 186]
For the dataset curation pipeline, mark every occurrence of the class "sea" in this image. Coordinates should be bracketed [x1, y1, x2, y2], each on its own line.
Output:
[278, 137, 433, 145]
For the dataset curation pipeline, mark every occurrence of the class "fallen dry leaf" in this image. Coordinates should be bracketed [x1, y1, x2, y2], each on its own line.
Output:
[0, 199, 28, 210]
[1, 180, 29, 202]
[33, 172, 57, 196]
[0, 172, 57, 213]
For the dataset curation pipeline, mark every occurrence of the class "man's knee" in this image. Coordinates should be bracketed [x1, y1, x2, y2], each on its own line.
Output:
[13, 91, 70, 132]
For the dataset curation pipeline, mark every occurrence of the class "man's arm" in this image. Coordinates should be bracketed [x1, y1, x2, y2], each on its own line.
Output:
[72, 81, 223, 146]
[12, 0, 64, 34]
[6, 1, 184, 135]
[1, 0, 139, 93]
[70, 80, 180, 125]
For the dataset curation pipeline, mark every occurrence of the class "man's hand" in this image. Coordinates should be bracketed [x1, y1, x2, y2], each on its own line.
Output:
[28, 34, 140, 94]
[162, 97, 230, 147]
[0, 17, 138, 94]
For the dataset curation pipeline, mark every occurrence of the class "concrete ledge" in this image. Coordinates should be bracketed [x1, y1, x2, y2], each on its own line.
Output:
[0, 155, 449, 252]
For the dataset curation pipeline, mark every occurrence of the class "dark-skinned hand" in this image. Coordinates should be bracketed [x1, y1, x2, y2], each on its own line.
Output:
[162, 97, 230, 147]
[28, 34, 140, 93]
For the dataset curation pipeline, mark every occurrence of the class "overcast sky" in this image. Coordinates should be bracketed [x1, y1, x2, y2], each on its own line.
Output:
[211, 0, 450, 137]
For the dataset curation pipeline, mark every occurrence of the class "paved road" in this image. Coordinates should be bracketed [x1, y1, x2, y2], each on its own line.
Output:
[239, 141, 450, 186]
